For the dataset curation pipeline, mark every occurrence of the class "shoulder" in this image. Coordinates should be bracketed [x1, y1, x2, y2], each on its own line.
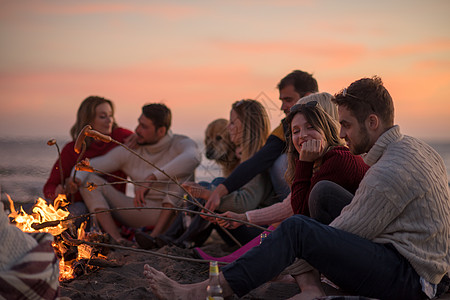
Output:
[172, 134, 196, 143]
[323, 146, 368, 168]
[60, 141, 76, 154]
[111, 127, 133, 141]
[170, 134, 199, 150]
[324, 146, 353, 160]
[270, 121, 286, 141]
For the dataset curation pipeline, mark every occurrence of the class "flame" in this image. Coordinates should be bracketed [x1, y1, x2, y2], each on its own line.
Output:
[9, 194, 108, 282]
[59, 259, 75, 281]
[8, 194, 70, 236]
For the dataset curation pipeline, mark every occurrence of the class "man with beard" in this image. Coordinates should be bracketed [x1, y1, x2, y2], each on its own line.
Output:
[143, 77, 449, 300]
[72, 103, 201, 246]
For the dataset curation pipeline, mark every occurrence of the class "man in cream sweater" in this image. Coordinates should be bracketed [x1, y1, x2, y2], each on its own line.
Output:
[143, 77, 449, 300]
[74, 103, 201, 246]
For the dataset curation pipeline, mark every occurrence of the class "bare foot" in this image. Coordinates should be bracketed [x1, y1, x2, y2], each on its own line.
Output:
[143, 264, 207, 300]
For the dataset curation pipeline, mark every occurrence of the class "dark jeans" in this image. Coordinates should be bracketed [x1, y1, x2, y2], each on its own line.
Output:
[214, 223, 264, 246]
[222, 216, 424, 300]
[309, 180, 354, 225]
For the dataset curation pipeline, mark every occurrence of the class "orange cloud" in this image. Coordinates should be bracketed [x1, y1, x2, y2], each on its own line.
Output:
[379, 38, 450, 57]
[0, 64, 285, 139]
[210, 39, 367, 69]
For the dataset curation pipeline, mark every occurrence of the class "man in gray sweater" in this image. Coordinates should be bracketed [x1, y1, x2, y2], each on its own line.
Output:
[143, 76, 449, 300]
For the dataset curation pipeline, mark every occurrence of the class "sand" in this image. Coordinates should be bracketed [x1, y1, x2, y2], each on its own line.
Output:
[57, 231, 450, 300]
[58, 232, 304, 300]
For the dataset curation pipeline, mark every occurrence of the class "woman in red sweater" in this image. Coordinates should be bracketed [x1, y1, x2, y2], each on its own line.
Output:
[286, 100, 368, 217]
[199, 93, 368, 262]
[43, 96, 133, 204]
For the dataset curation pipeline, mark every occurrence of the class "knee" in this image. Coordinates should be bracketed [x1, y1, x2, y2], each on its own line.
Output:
[309, 180, 334, 208]
[278, 215, 309, 234]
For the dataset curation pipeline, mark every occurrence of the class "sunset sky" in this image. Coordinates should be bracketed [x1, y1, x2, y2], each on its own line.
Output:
[1, 0, 449, 142]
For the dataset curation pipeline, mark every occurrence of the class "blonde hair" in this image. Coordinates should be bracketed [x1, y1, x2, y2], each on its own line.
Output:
[285, 93, 344, 185]
[296, 92, 338, 121]
[231, 99, 270, 161]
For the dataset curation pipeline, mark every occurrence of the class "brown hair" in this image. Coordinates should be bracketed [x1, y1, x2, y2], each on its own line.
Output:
[284, 99, 344, 185]
[333, 76, 394, 127]
[70, 96, 117, 147]
[142, 103, 172, 131]
[277, 70, 319, 97]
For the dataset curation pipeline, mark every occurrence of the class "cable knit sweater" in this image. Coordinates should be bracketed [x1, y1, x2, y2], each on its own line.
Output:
[246, 146, 369, 225]
[290, 126, 450, 285]
[74, 131, 202, 206]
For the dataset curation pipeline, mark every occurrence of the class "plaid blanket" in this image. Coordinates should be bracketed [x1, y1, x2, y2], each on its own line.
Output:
[0, 232, 59, 300]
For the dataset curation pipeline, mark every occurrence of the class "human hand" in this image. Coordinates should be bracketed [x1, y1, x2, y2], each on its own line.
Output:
[54, 184, 65, 197]
[134, 174, 156, 207]
[181, 182, 208, 199]
[64, 177, 81, 195]
[124, 133, 138, 149]
[217, 211, 247, 229]
[201, 184, 228, 222]
[299, 139, 327, 162]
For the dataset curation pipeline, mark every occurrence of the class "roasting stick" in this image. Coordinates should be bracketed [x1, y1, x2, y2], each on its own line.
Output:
[61, 231, 229, 265]
[31, 206, 271, 233]
[73, 125, 243, 247]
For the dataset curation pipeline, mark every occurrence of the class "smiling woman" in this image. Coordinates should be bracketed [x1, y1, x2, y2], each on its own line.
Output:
[43, 96, 133, 204]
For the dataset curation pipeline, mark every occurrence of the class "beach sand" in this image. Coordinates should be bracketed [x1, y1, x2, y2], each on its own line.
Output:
[58, 232, 450, 300]
[59, 231, 306, 300]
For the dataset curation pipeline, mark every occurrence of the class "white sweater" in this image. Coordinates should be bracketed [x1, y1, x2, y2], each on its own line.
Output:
[74, 131, 202, 206]
[290, 126, 450, 284]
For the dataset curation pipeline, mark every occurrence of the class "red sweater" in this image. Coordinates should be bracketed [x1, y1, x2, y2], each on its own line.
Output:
[43, 127, 133, 202]
[291, 146, 369, 215]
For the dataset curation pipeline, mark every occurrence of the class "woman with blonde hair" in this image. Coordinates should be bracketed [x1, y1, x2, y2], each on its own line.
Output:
[197, 92, 368, 262]
[136, 99, 279, 249]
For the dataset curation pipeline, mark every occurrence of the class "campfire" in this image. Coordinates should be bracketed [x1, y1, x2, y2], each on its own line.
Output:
[8, 194, 112, 282]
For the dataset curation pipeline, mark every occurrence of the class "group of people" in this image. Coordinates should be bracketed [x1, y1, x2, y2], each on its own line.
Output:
[35, 70, 450, 299]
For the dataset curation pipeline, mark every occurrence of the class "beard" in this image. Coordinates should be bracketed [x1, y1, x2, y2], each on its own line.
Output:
[351, 124, 372, 155]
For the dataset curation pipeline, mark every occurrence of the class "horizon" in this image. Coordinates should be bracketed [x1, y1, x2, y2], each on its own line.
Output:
[1, 1, 449, 142]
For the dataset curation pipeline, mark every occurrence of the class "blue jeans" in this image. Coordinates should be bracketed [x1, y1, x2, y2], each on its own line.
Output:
[222, 216, 424, 299]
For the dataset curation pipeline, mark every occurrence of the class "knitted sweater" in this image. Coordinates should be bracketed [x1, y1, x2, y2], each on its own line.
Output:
[291, 146, 369, 215]
[290, 126, 450, 285]
[247, 146, 369, 225]
[74, 131, 202, 206]
[0, 202, 37, 271]
[43, 127, 133, 202]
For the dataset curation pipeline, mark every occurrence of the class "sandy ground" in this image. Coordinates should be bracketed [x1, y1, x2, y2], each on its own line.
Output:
[58, 231, 450, 300]
[59, 231, 306, 300]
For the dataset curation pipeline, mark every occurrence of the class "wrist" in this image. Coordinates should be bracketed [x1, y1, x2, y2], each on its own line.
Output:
[215, 184, 229, 197]
[244, 212, 250, 223]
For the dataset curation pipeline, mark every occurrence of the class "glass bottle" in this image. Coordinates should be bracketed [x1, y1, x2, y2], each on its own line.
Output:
[206, 261, 224, 300]
[259, 232, 268, 244]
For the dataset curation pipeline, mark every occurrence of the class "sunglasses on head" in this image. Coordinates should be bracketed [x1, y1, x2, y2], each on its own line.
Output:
[341, 88, 375, 111]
